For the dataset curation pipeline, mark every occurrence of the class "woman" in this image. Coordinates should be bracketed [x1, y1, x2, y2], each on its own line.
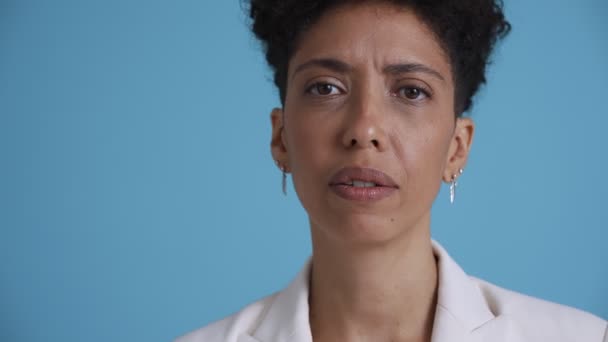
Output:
[177, 0, 607, 341]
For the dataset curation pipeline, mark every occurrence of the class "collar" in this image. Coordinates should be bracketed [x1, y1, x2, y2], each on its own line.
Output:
[245, 240, 498, 342]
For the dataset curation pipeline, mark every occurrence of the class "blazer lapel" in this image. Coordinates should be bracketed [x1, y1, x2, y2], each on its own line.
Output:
[243, 241, 524, 342]
[473, 315, 526, 342]
[430, 241, 495, 342]
[432, 312, 526, 342]
[248, 261, 314, 342]
[431, 305, 482, 342]
[430, 241, 526, 342]
[237, 335, 261, 342]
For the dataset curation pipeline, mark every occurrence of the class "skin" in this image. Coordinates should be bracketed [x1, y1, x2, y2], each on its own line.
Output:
[270, 2, 474, 341]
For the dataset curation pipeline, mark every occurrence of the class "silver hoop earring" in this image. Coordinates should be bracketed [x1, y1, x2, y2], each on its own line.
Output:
[450, 168, 464, 204]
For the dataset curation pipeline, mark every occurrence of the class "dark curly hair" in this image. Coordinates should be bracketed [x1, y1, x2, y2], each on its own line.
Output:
[247, 0, 511, 116]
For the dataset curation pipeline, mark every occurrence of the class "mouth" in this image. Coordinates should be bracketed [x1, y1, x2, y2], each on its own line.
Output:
[329, 166, 399, 188]
[328, 167, 398, 201]
[343, 180, 383, 188]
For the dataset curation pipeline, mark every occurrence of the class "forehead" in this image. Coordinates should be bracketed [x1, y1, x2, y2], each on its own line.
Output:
[288, 2, 451, 81]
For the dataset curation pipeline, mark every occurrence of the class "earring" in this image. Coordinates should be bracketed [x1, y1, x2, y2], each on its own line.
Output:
[275, 160, 287, 195]
[450, 168, 464, 204]
[282, 168, 287, 195]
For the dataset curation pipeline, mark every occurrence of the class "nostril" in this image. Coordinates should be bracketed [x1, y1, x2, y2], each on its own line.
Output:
[350, 139, 357, 146]
[371, 139, 379, 147]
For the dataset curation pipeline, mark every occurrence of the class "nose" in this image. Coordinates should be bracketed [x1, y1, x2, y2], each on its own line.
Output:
[343, 133, 382, 149]
[340, 91, 388, 152]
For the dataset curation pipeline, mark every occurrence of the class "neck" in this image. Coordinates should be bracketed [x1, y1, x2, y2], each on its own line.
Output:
[308, 219, 438, 342]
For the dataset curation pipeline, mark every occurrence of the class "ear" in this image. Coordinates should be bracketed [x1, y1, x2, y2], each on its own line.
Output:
[270, 108, 289, 170]
[442, 117, 474, 183]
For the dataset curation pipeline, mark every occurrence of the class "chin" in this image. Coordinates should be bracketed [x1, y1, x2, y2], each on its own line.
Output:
[311, 213, 409, 247]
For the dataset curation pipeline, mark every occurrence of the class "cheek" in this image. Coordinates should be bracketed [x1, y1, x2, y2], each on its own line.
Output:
[283, 113, 336, 218]
[393, 119, 452, 197]
[284, 112, 333, 184]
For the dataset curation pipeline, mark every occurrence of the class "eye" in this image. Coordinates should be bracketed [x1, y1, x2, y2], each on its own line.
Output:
[397, 86, 429, 101]
[306, 82, 342, 96]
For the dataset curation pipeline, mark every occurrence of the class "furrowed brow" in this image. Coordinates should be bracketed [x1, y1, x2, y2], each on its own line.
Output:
[291, 58, 352, 81]
[383, 63, 445, 82]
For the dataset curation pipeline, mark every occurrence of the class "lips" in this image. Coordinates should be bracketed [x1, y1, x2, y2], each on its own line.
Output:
[329, 167, 398, 188]
[329, 167, 398, 201]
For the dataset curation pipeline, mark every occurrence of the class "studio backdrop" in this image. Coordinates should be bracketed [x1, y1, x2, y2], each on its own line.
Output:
[1, 0, 607, 341]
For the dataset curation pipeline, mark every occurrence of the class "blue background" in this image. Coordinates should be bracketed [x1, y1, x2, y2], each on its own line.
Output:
[1, 0, 606, 341]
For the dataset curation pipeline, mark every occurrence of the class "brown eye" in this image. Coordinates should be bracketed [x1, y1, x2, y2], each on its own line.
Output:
[398, 86, 428, 100]
[307, 82, 341, 96]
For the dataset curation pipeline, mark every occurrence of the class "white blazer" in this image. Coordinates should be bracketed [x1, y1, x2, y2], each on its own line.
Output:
[176, 241, 607, 342]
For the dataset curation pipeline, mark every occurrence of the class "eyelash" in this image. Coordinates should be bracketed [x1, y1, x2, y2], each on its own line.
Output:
[304, 82, 432, 102]
[394, 85, 432, 101]
[305, 82, 344, 96]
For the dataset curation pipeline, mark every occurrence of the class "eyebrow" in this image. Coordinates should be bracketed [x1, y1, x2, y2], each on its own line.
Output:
[383, 63, 445, 82]
[291, 57, 445, 83]
[291, 58, 353, 81]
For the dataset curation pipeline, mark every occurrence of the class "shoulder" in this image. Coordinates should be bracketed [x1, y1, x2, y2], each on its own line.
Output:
[174, 293, 278, 342]
[471, 276, 607, 341]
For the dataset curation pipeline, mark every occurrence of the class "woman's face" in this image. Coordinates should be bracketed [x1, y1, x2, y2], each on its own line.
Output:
[271, 2, 473, 245]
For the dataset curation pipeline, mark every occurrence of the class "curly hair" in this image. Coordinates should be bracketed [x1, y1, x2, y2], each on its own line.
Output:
[247, 0, 511, 116]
